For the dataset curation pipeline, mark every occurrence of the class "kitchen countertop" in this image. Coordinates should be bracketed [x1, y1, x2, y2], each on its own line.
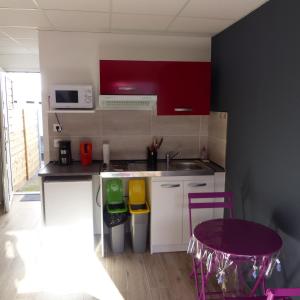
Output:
[38, 161, 101, 177]
[38, 159, 224, 177]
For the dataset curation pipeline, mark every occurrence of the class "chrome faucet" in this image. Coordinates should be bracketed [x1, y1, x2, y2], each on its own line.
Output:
[165, 151, 180, 169]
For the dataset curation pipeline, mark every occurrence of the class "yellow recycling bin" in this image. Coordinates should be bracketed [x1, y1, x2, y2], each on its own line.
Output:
[129, 179, 146, 205]
[128, 179, 150, 253]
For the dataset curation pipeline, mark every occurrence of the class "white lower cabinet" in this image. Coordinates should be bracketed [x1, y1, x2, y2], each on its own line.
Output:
[150, 180, 183, 253]
[43, 176, 94, 255]
[150, 174, 225, 254]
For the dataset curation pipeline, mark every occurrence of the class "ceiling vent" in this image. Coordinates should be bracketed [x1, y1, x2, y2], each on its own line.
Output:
[99, 95, 157, 111]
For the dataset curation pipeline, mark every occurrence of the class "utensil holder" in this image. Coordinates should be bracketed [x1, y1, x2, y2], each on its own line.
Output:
[147, 148, 157, 169]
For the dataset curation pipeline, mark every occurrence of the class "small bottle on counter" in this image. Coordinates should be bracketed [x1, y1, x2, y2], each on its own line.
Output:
[200, 146, 208, 160]
[103, 143, 110, 165]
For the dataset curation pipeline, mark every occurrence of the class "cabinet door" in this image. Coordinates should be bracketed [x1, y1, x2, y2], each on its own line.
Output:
[151, 181, 183, 247]
[100, 60, 160, 95]
[157, 62, 211, 115]
[182, 176, 214, 245]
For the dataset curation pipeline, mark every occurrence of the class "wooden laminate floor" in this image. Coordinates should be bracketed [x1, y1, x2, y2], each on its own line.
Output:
[0, 196, 196, 300]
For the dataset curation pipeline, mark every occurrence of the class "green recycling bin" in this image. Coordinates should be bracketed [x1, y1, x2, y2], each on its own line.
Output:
[105, 179, 128, 253]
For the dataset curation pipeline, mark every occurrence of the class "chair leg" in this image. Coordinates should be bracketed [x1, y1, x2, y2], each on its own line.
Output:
[261, 278, 266, 295]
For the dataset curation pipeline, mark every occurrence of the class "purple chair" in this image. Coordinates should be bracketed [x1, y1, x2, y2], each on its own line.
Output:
[188, 191, 234, 237]
[224, 288, 300, 300]
[266, 288, 300, 300]
[188, 192, 234, 300]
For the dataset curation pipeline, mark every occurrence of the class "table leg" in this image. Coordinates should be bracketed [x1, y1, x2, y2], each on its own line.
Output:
[193, 258, 201, 300]
[250, 257, 269, 296]
[200, 259, 206, 300]
[190, 260, 201, 278]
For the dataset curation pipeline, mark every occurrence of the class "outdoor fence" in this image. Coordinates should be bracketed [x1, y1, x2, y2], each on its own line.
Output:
[8, 104, 40, 191]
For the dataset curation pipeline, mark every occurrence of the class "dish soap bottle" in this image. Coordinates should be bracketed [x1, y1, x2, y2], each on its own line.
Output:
[200, 146, 208, 160]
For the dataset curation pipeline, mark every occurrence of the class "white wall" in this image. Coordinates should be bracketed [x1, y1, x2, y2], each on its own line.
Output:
[39, 30, 211, 162]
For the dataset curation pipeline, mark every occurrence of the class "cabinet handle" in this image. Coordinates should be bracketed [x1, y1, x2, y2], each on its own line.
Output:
[188, 183, 207, 187]
[161, 184, 180, 188]
[174, 107, 192, 112]
[118, 86, 134, 91]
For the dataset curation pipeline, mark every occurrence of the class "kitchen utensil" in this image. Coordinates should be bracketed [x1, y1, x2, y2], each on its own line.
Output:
[150, 137, 163, 151]
[157, 137, 163, 149]
[147, 147, 157, 170]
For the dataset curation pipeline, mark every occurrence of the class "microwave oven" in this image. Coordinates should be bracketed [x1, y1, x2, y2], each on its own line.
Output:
[50, 85, 93, 109]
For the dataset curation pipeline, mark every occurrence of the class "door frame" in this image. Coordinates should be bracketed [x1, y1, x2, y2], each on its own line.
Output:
[0, 72, 13, 212]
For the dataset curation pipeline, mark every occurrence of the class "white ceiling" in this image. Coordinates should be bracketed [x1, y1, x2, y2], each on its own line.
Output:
[0, 0, 268, 57]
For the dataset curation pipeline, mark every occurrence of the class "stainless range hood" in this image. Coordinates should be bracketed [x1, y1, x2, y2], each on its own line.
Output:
[98, 95, 157, 111]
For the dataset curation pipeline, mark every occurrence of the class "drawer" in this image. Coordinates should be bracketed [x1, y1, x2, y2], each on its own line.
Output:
[183, 176, 214, 196]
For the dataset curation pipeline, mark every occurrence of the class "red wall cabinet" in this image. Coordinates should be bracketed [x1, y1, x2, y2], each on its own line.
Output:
[156, 61, 210, 115]
[100, 60, 160, 95]
[100, 60, 211, 115]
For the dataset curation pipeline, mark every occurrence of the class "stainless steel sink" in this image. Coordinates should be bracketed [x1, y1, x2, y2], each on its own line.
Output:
[169, 160, 205, 171]
[101, 159, 215, 177]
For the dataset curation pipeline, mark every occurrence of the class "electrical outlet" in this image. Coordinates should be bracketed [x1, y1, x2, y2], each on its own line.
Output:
[54, 139, 62, 148]
[53, 123, 62, 133]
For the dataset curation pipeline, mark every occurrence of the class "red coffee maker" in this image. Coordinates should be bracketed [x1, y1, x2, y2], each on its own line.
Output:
[80, 142, 92, 166]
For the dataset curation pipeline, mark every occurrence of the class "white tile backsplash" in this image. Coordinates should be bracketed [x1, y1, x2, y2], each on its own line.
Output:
[208, 112, 228, 167]
[158, 136, 200, 159]
[200, 115, 209, 135]
[48, 111, 209, 161]
[208, 137, 227, 167]
[103, 135, 152, 160]
[102, 110, 151, 136]
[199, 135, 208, 152]
[151, 115, 200, 136]
[208, 111, 227, 139]
[48, 111, 102, 137]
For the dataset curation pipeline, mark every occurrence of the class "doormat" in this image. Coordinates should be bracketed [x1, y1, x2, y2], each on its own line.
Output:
[20, 194, 40, 202]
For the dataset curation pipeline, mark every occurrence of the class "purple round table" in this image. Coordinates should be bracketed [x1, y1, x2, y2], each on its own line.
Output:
[194, 218, 282, 257]
[191, 219, 282, 300]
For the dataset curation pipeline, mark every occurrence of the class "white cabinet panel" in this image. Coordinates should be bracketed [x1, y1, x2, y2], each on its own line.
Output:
[44, 177, 94, 253]
[151, 181, 183, 251]
[44, 178, 93, 227]
[182, 176, 215, 245]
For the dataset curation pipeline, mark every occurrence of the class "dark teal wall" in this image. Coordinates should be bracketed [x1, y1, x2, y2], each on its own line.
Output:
[212, 0, 300, 287]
